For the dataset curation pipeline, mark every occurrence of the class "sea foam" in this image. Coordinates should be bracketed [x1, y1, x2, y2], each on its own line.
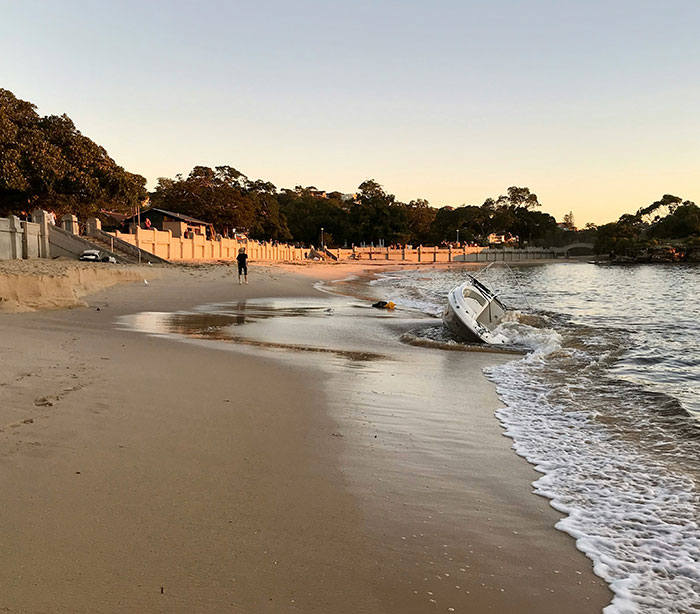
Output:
[487, 346, 700, 614]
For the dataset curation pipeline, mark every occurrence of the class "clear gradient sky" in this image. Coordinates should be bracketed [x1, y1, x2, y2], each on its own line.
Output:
[2, 0, 698, 225]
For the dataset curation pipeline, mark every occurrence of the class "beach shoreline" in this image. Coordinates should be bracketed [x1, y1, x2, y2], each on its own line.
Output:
[0, 260, 611, 612]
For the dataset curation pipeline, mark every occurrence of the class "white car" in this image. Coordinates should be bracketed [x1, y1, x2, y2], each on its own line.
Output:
[79, 249, 116, 263]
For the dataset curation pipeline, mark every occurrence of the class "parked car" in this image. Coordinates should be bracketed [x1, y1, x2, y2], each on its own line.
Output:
[79, 249, 116, 263]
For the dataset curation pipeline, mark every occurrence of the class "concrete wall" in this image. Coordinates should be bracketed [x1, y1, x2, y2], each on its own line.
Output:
[112, 228, 310, 262]
[22, 221, 41, 259]
[109, 228, 558, 264]
[0, 216, 44, 260]
[2, 210, 561, 265]
[329, 245, 557, 262]
[0, 216, 22, 260]
[163, 221, 187, 238]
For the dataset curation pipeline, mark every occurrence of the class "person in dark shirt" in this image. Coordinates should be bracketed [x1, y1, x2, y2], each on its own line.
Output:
[237, 248, 248, 284]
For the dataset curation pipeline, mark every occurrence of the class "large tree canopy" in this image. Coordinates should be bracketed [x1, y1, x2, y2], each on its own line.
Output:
[346, 180, 410, 245]
[0, 88, 146, 218]
[150, 165, 290, 240]
[647, 201, 699, 240]
[594, 195, 699, 254]
[424, 187, 553, 247]
[278, 186, 347, 246]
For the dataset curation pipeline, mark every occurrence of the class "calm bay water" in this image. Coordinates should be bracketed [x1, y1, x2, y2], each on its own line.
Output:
[368, 262, 700, 614]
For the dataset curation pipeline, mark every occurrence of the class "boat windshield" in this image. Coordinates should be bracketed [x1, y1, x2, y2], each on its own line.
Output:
[462, 287, 488, 306]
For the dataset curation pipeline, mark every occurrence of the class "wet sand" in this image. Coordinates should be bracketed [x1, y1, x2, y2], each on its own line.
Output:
[0, 261, 612, 612]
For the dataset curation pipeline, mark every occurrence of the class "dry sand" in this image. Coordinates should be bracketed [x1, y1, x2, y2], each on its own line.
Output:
[0, 260, 612, 612]
[0, 259, 159, 313]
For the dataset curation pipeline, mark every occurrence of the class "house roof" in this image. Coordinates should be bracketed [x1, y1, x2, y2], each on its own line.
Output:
[101, 211, 129, 223]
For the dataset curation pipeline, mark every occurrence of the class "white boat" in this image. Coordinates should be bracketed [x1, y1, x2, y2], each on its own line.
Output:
[442, 275, 507, 343]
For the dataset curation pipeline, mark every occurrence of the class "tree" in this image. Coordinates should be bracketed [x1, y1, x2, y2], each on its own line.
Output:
[495, 186, 541, 211]
[151, 165, 290, 240]
[513, 209, 557, 246]
[427, 205, 487, 245]
[562, 211, 575, 230]
[0, 89, 146, 217]
[648, 202, 700, 240]
[347, 180, 410, 245]
[637, 194, 684, 223]
[277, 186, 346, 246]
[592, 196, 699, 256]
[405, 198, 436, 244]
[246, 178, 290, 240]
[594, 213, 647, 255]
[475, 187, 543, 246]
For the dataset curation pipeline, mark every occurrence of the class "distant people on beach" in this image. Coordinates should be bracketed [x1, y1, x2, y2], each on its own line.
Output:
[237, 247, 248, 284]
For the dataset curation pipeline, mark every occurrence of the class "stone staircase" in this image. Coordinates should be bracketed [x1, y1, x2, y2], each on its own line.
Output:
[47, 225, 169, 265]
[85, 227, 170, 264]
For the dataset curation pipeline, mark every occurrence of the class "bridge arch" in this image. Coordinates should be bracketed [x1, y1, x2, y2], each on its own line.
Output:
[553, 242, 596, 257]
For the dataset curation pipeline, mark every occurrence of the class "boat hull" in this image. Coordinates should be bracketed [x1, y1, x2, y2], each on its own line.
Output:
[442, 300, 486, 343]
[442, 277, 507, 344]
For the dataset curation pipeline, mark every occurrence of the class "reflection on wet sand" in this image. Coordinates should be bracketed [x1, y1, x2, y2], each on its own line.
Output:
[159, 297, 520, 358]
[161, 299, 398, 361]
[179, 328, 385, 362]
[120, 295, 613, 613]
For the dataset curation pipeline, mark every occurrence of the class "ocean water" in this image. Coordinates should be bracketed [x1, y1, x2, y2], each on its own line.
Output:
[366, 263, 700, 614]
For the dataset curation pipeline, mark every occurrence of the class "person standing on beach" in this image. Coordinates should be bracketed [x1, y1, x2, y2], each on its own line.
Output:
[237, 247, 248, 284]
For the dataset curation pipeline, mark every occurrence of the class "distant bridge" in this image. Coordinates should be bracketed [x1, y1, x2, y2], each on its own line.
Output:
[553, 242, 596, 257]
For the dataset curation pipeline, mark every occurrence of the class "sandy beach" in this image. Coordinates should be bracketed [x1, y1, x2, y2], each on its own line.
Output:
[0, 260, 612, 613]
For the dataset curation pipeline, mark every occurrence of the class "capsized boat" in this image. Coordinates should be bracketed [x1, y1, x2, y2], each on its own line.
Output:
[442, 275, 507, 343]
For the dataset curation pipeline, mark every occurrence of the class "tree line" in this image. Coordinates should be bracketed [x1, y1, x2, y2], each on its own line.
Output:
[595, 194, 700, 257]
[153, 170, 570, 248]
[2, 88, 698, 252]
[0, 89, 566, 246]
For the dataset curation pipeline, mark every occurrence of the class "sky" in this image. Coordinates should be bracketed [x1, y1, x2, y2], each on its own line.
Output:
[2, 0, 699, 225]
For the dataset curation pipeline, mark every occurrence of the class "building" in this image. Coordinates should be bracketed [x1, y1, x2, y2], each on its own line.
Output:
[121, 208, 214, 238]
[100, 211, 129, 232]
[487, 232, 518, 245]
